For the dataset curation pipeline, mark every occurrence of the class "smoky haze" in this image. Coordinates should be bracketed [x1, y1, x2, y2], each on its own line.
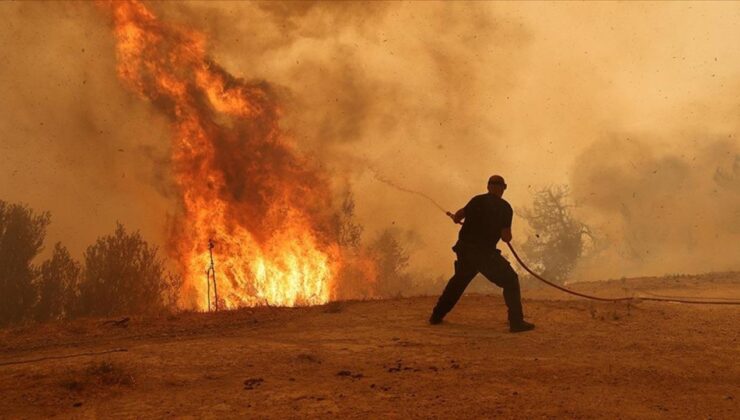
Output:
[1, 2, 738, 284]
[0, 2, 175, 259]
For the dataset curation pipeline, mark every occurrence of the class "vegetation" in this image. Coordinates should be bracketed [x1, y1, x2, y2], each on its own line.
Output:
[1, 193, 418, 324]
[333, 192, 415, 299]
[35, 243, 79, 321]
[368, 228, 413, 298]
[519, 185, 594, 285]
[0, 199, 178, 326]
[76, 223, 171, 317]
[0, 201, 50, 324]
[336, 192, 363, 249]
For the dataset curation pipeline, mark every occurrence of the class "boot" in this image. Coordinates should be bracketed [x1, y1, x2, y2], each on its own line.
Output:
[509, 320, 535, 333]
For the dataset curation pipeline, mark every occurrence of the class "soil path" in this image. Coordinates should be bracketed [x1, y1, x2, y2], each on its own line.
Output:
[1, 275, 739, 419]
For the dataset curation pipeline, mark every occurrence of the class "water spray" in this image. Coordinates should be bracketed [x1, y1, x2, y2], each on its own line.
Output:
[366, 165, 458, 223]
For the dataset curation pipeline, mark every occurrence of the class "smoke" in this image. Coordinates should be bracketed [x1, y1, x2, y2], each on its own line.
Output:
[571, 134, 740, 279]
[0, 2, 174, 257]
[1, 1, 739, 286]
[144, 1, 531, 279]
[148, 1, 740, 279]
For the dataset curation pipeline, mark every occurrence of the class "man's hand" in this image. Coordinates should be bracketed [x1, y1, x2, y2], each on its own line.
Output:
[501, 227, 512, 243]
[447, 208, 465, 224]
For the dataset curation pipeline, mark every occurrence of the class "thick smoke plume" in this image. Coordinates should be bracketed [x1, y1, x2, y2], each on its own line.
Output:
[571, 135, 739, 279]
[1, 2, 739, 293]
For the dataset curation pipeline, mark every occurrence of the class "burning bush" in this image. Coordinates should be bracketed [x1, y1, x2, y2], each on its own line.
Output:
[0, 200, 50, 325]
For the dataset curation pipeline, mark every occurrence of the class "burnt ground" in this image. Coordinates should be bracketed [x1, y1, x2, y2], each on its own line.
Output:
[1, 273, 738, 419]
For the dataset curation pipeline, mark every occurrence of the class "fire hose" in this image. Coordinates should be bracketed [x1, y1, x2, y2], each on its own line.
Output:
[443, 211, 740, 306]
[370, 170, 740, 305]
[504, 240, 740, 305]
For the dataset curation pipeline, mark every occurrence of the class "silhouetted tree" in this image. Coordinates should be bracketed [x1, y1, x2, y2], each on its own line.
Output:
[0, 200, 50, 325]
[332, 191, 377, 300]
[161, 272, 183, 310]
[368, 228, 413, 298]
[336, 192, 363, 249]
[519, 185, 593, 284]
[35, 243, 80, 321]
[76, 223, 168, 316]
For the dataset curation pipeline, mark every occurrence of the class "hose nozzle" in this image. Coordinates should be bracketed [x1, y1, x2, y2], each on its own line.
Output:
[446, 211, 462, 224]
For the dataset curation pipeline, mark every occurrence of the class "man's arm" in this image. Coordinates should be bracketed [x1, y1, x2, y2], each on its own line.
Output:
[446, 208, 465, 224]
[501, 203, 514, 242]
[452, 208, 465, 224]
[501, 227, 512, 243]
[449, 197, 477, 224]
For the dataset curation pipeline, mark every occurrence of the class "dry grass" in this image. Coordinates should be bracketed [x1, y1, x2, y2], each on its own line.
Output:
[2, 287, 738, 418]
[296, 353, 322, 364]
[60, 360, 134, 392]
[86, 361, 134, 386]
[587, 302, 634, 321]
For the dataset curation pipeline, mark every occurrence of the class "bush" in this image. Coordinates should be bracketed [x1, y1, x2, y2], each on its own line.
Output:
[336, 192, 363, 249]
[0, 200, 50, 325]
[368, 228, 413, 298]
[76, 223, 169, 316]
[519, 185, 593, 284]
[35, 243, 80, 321]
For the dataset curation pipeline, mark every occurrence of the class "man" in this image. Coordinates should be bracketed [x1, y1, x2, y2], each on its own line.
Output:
[430, 175, 535, 333]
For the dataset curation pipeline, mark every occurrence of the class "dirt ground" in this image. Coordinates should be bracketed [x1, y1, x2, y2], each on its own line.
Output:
[1, 273, 739, 419]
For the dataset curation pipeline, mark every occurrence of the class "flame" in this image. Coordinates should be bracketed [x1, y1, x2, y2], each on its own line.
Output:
[102, 0, 348, 309]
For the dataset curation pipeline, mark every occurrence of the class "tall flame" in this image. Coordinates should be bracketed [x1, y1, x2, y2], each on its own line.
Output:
[103, 0, 346, 309]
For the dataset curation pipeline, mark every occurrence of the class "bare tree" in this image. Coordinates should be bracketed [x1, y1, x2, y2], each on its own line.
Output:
[332, 191, 376, 300]
[368, 228, 413, 298]
[0, 200, 50, 325]
[161, 272, 183, 310]
[519, 185, 593, 284]
[336, 192, 363, 249]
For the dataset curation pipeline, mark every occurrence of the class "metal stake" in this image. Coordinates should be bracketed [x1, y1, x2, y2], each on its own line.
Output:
[206, 239, 219, 311]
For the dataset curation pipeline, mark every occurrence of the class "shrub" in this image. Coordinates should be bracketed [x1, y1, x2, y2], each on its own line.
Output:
[35, 243, 80, 321]
[76, 223, 168, 316]
[368, 228, 413, 298]
[0, 200, 50, 325]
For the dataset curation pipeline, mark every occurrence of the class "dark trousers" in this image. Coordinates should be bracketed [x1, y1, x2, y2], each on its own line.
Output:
[432, 245, 524, 324]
